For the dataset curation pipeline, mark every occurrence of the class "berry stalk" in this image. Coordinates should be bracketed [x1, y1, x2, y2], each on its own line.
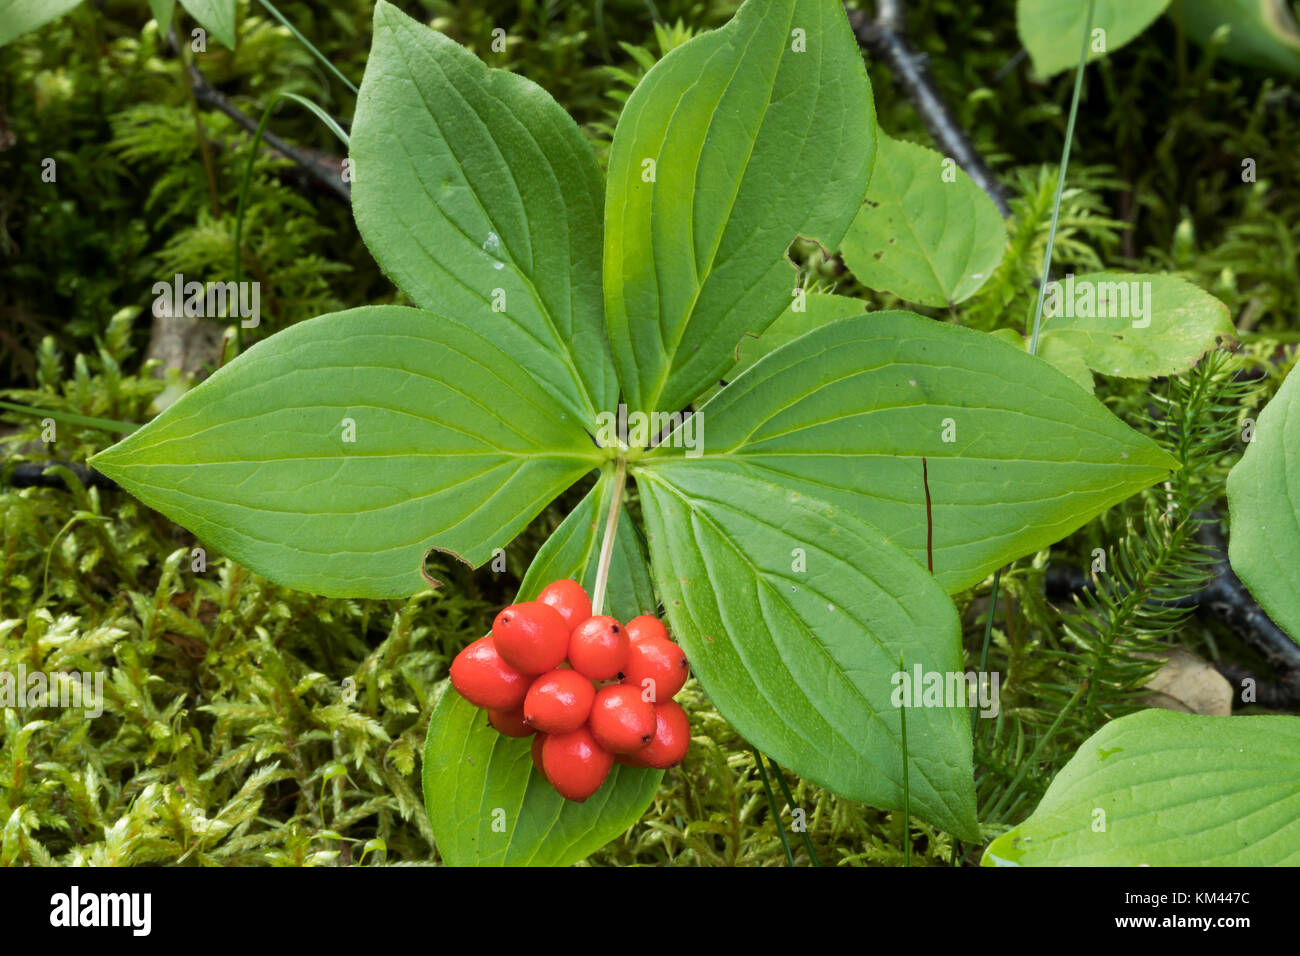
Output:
[590, 457, 628, 618]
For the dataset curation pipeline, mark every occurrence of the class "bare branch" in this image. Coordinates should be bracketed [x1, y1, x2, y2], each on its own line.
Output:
[846, 1, 1012, 217]
[187, 63, 351, 202]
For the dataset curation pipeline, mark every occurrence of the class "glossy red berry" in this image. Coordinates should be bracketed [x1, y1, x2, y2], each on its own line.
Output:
[622, 634, 689, 702]
[487, 707, 533, 738]
[625, 614, 669, 644]
[538, 578, 593, 631]
[531, 733, 549, 779]
[588, 684, 657, 754]
[568, 615, 629, 681]
[523, 668, 595, 734]
[449, 636, 529, 710]
[492, 601, 569, 675]
[623, 700, 691, 769]
[542, 727, 614, 802]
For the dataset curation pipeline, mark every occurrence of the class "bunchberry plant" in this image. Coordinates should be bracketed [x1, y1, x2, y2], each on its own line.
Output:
[88, 0, 1299, 865]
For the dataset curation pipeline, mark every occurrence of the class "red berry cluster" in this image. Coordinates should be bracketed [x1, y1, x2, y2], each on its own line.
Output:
[449, 579, 691, 802]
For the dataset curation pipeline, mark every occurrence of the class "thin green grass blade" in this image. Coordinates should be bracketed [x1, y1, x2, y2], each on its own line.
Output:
[0, 401, 138, 434]
[1027, 0, 1098, 357]
[768, 756, 820, 866]
[752, 746, 795, 866]
[256, 0, 358, 94]
[232, 91, 349, 348]
[981, 0, 1098, 841]
[900, 651, 911, 868]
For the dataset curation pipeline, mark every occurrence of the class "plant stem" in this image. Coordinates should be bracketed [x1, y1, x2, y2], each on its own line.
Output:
[847, 2, 1011, 217]
[1027, 0, 1096, 356]
[978, 568, 1001, 676]
[41, 513, 109, 601]
[767, 756, 821, 866]
[233, 91, 350, 351]
[950, 567, 1002, 866]
[752, 747, 796, 866]
[257, 0, 359, 95]
[590, 457, 627, 617]
[175, 26, 223, 222]
[978, 0, 1098, 834]
[973, 567, 1001, 735]
[900, 652, 911, 867]
[984, 684, 1084, 824]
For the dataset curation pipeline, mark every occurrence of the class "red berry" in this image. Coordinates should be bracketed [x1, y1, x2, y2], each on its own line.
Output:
[625, 700, 691, 769]
[538, 578, 593, 631]
[492, 601, 569, 675]
[449, 636, 529, 710]
[542, 727, 614, 802]
[568, 615, 629, 681]
[589, 684, 657, 754]
[622, 635, 688, 702]
[625, 614, 669, 644]
[523, 669, 595, 734]
[531, 733, 549, 779]
[487, 707, 534, 738]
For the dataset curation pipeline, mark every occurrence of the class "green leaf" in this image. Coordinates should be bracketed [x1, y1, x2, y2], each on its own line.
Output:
[636, 462, 979, 839]
[1017, 0, 1171, 77]
[1179, 0, 1300, 76]
[603, 0, 877, 416]
[695, 293, 867, 405]
[1038, 273, 1235, 379]
[423, 470, 662, 867]
[517, 472, 657, 621]
[423, 686, 662, 866]
[349, 0, 614, 427]
[729, 293, 867, 381]
[1036, 334, 1096, 392]
[0, 0, 82, 46]
[990, 322, 1092, 391]
[841, 136, 1006, 307]
[677, 312, 1177, 593]
[148, 0, 176, 36]
[178, 0, 237, 49]
[90, 306, 599, 599]
[983, 709, 1300, 865]
[1227, 362, 1300, 643]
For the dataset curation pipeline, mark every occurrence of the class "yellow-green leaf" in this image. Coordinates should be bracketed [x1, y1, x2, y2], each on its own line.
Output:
[983, 710, 1300, 865]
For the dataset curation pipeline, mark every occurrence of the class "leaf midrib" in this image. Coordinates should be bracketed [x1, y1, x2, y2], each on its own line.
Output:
[385, 11, 603, 426]
[639, 2, 798, 415]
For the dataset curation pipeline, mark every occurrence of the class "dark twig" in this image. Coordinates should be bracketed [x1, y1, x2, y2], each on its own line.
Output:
[1044, 511, 1300, 692]
[174, 31, 224, 219]
[1196, 514, 1300, 677]
[3, 461, 118, 491]
[187, 63, 351, 201]
[1202, 569, 1300, 675]
[1213, 661, 1300, 709]
[846, 1, 1012, 217]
